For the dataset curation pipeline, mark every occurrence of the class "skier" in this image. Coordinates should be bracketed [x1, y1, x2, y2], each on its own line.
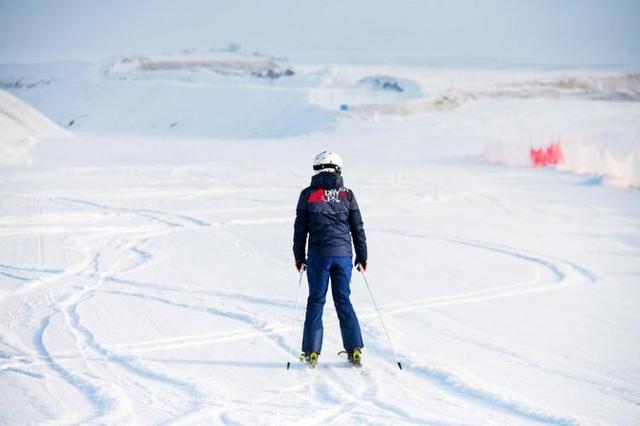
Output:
[293, 151, 367, 368]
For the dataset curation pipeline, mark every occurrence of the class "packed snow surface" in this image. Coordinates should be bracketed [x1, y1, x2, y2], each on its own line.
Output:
[1, 50, 640, 425]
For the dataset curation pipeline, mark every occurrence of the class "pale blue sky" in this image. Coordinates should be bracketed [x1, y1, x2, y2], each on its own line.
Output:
[1, 0, 639, 67]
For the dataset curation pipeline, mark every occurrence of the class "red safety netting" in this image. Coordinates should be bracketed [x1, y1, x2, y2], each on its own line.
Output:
[530, 141, 564, 167]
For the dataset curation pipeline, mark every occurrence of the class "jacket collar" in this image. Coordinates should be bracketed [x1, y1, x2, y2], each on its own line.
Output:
[310, 172, 343, 189]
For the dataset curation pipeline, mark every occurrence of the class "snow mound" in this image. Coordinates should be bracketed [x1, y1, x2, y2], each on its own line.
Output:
[0, 89, 72, 166]
[308, 69, 423, 113]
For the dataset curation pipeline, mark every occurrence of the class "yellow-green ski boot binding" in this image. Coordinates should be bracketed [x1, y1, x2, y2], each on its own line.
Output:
[349, 348, 362, 368]
[300, 352, 319, 368]
[309, 352, 318, 368]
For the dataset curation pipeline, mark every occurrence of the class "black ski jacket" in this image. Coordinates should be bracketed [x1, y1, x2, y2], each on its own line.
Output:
[293, 172, 367, 263]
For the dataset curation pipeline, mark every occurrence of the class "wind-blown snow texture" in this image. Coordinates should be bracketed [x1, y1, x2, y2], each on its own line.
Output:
[1, 1, 640, 425]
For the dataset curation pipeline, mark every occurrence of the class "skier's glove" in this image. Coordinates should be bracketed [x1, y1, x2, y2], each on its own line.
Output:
[295, 260, 307, 272]
[355, 260, 367, 272]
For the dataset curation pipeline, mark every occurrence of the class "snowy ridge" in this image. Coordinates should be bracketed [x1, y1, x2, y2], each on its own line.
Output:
[337, 73, 640, 118]
[0, 89, 72, 165]
[107, 51, 296, 81]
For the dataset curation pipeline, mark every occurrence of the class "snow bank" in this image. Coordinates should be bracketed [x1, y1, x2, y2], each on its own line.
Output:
[107, 51, 296, 80]
[558, 140, 640, 188]
[0, 89, 72, 166]
[484, 138, 640, 189]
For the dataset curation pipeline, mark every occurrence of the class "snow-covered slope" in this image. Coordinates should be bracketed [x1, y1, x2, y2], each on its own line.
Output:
[1, 1, 640, 424]
[0, 89, 71, 165]
[1, 53, 639, 424]
[1, 117, 639, 424]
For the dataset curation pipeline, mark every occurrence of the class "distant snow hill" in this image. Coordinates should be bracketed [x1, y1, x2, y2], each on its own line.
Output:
[0, 89, 72, 166]
[0, 52, 335, 139]
[0, 54, 638, 188]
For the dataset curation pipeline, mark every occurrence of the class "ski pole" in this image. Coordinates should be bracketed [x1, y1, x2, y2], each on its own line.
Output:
[286, 265, 306, 370]
[356, 264, 403, 370]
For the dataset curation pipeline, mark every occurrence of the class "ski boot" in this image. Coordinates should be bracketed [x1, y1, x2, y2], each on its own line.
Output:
[348, 348, 362, 368]
[299, 352, 319, 369]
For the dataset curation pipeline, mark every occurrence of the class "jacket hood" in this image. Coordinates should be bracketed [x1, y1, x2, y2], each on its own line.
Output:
[310, 172, 344, 189]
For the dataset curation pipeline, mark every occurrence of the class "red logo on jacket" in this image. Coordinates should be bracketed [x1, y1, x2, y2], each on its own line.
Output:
[308, 188, 348, 203]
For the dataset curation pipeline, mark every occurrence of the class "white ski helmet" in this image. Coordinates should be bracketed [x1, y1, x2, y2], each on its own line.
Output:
[313, 151, 343, 174]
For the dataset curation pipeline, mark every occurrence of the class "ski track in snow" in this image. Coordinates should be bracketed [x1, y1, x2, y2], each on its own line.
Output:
[69, 238, 225, 424]
[1, 193, 300, 423]
[1, 163, 638, 425]
[0, 213, 595, 425]
[34, 312, 114, 424]
[367, 228, 598, 314]
[1, 202, 211, 423]
[54, 196, 212, 228]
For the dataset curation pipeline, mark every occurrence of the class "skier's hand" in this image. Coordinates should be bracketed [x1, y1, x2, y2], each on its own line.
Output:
[295, 260, 307, 272]
[356, 261, 367, 272]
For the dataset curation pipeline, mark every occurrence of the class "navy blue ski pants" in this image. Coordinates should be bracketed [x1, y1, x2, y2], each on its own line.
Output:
[302, 256, 364, 354]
